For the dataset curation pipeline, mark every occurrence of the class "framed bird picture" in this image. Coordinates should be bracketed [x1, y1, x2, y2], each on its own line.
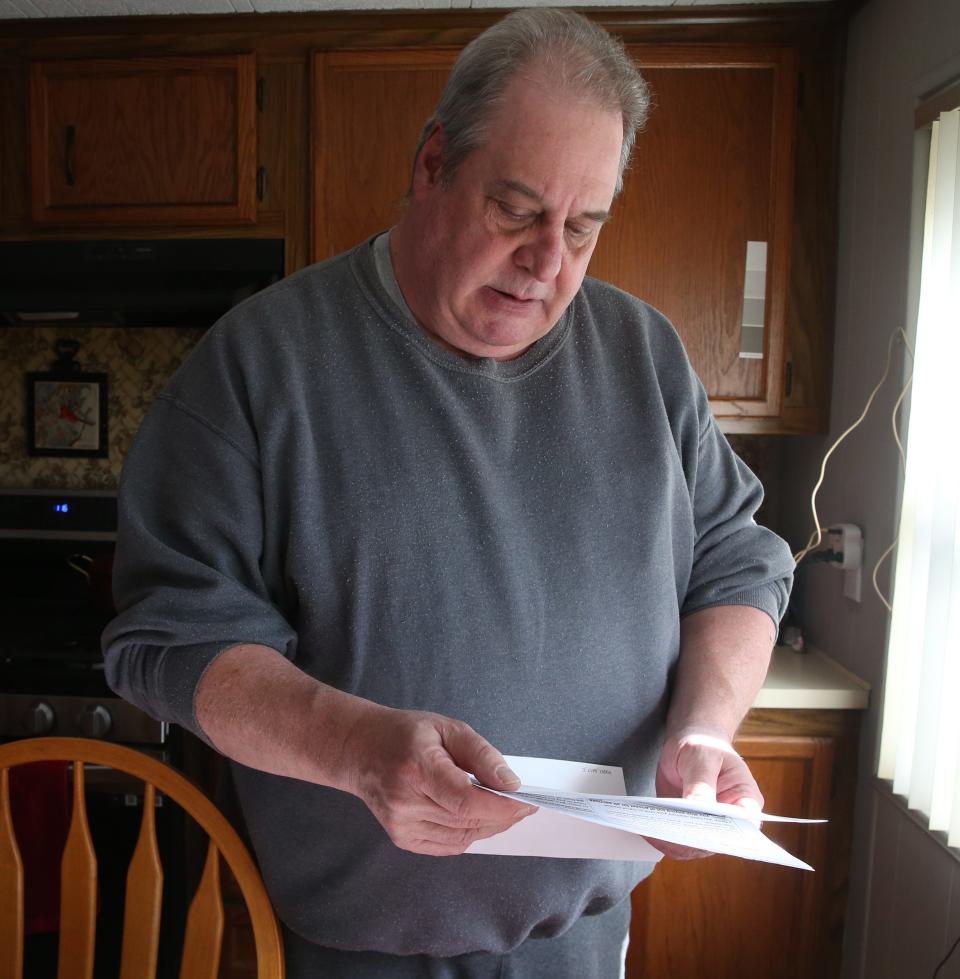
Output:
[26, 368, 109, 458]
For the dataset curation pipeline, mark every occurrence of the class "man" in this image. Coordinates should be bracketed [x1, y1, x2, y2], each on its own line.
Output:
[104, 8, 794, 977]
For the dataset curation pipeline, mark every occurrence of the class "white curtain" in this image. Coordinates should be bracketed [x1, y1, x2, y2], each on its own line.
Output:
[878, 107, 960, 842]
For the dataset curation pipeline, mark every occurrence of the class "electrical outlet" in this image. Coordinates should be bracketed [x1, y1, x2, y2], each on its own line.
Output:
[827, 524, 863, 602]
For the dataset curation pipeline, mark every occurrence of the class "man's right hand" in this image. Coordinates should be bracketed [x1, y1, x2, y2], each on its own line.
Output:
[339, 704, 537, 856]
[196, 644, 535, 856]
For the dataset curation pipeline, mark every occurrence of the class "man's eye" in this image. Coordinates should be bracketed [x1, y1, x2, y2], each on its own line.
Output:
[497, 201, 533, 221]
[566, 224, 593, 241]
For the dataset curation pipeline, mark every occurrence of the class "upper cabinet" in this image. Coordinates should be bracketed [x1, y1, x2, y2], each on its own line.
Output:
[0, 8, 839, 434]
[29, 53, 257, 226]
[591, 46, 798, 422]
[312, 49, 458, 261]
[311, 43, 806, 428]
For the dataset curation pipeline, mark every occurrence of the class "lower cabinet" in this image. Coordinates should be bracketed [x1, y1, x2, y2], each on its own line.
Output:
[627, 709, 861, 979]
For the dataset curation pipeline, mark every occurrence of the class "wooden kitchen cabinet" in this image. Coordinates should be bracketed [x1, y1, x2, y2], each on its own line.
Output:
[0, 6, 839, 433]
[627, 708, 860, 979]
[312, 49, 458, 261]
[311, 43, 804, 426]
[592, 46, 798, 420]
[29, 53, 257, 226]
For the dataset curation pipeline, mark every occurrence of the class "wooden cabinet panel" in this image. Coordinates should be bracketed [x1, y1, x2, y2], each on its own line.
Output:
[628, 735, 835, 979]
[256, 59, 310, 272]
[592, 46, 797, 419]
[312, 49, 458, 261]
[311, 44, 801, 426]
[29, 54, 257, 226]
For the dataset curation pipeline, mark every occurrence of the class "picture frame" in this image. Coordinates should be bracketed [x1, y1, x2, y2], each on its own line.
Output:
[26, 370, 109, 458]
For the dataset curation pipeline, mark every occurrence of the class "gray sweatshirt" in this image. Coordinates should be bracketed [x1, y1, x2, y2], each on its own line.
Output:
[103, 235, 793, 957]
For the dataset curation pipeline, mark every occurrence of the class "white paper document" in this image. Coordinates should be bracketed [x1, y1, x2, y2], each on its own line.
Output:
[465, 756, 823, 871]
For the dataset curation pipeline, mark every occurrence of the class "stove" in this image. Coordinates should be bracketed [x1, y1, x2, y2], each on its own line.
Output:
[0, 488, 166, 745]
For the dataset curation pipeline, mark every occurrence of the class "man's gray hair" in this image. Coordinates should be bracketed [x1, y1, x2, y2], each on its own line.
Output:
[416, 8, 650, 194]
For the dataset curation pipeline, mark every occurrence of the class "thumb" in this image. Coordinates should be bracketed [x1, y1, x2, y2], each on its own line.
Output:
[676, 745, 720, 803]
[441, 721, 521, 790]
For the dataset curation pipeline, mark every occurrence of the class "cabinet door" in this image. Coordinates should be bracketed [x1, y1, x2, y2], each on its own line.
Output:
[592, 46, 798, 420]
[30, 54, 257, 226]
[627, 736, 833, 979]
[312, 50, 458, 261]
[311, 45, 801, 425]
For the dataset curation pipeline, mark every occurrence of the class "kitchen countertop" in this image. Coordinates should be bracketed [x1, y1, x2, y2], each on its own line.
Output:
[753, 644, 870, 710]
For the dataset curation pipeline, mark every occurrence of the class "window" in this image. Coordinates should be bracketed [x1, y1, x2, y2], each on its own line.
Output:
[877, 105, 960, 842]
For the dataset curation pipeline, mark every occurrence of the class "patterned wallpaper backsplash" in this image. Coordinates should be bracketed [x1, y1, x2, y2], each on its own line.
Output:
[0, 326, 204, 489]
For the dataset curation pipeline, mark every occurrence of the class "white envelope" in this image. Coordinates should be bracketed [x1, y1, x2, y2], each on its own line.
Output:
[466, 755, 663, 862]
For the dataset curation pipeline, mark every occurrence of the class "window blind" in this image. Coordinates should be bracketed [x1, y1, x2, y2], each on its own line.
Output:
[878, 107, 960, 843]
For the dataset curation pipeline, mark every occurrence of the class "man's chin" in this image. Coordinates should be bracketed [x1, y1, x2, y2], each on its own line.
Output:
[460, 317, 558, 360]
[425, 308, 557, 360]
[468, 333, 543, 361]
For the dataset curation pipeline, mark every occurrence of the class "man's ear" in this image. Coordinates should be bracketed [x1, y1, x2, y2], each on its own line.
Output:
[412, 124, 445, 194]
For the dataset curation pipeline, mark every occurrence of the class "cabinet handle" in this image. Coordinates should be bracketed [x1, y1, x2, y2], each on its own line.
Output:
[256, 166, 266, 202]
[65, 124, 76, 186]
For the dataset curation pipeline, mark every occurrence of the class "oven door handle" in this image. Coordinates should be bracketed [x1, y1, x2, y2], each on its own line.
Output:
[66, 553, 93, 583]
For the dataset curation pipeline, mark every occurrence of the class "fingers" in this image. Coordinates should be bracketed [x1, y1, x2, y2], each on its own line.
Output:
[716, 769, 764, 812]
[654, 732, 764, 861]
[397, 809, 533, 857]
[661, 733, 762, 807]
[345, 707, 535, 856]
[643, 837, 714, 862]
[441, 719, 522, 791]
[674, 748, 722, 804]
[420, 756, 531, 829]
[673, 733, 737, 802]
[380, 778, 534, 855]
[381, 801, 530, 855]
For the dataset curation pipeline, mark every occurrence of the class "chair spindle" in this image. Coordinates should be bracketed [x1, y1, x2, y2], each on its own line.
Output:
[0, 766, 25, 979]
[119, 781, 163, 979]
[178, 839, 224, 979]
[57, 761, 97, 979]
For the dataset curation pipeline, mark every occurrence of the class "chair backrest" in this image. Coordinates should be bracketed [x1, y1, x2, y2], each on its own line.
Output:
[0, 736, 284, 979]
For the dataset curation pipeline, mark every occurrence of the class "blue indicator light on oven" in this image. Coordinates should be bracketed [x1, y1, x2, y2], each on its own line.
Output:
[53, 503, 70, 514]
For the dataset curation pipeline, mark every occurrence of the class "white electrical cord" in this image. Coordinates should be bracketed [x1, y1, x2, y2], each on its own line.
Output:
[870, 369, 913, 610]
[793, 328, 915, 611]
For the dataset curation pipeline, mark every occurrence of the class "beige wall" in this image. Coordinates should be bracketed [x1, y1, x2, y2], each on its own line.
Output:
[780, 0, 960, 975]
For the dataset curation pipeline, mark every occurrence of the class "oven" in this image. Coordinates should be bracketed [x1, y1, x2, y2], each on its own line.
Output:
[0, 489, 193, 976]
[0, 491, 165, 740]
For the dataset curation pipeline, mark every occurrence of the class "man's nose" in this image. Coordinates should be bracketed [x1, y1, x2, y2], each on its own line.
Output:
[516, 226, 563, 282]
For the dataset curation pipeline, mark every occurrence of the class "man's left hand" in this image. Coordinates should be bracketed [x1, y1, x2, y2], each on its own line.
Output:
[646, 731, 763, 861]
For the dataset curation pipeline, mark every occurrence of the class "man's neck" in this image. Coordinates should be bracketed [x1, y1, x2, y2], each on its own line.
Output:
[387, 220, 533, 362]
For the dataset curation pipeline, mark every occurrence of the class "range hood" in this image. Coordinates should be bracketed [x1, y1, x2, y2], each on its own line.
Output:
[0, 238, 285, 328]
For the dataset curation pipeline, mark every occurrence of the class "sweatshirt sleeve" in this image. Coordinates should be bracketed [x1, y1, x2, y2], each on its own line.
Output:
[101, 394, 297, 743]
[679, 382, 795, 627]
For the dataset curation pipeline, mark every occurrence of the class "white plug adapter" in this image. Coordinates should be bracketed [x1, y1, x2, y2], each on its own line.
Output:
[827, 523, 863, 601]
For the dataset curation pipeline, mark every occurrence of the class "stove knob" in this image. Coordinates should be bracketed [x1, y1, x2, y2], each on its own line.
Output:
[77, 704, 113, 739]
[23, 701, 56, 735]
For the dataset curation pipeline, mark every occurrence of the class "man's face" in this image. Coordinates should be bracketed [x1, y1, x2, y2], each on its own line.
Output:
[398, 75, 624, 360]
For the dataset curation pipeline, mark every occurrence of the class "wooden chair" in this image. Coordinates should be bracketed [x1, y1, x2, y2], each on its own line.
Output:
[0, 737, 284, 979]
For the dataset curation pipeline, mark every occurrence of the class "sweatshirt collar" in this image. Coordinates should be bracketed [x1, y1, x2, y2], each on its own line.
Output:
[367, 230, 573, 380]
